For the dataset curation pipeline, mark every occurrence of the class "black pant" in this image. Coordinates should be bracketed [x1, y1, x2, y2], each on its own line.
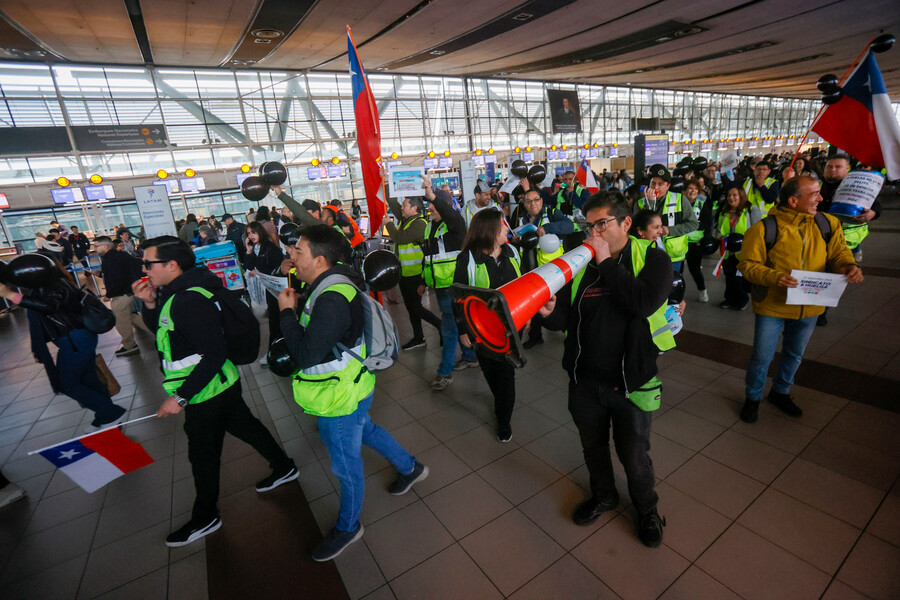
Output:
[528, 313, 544, 342]
[399, 274, 441, 340]
[183, 381, 293, 521]
[723, 254, 749, 307]
[265, 291, 282, 344]
[684, 243, 706, 291]
[568, 378, 657, 515]
[476, 354, 516, 427]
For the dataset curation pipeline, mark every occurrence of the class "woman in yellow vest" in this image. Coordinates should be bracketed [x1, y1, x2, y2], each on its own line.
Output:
[714, 187, 761, 310]
[453, 210, 522, 442]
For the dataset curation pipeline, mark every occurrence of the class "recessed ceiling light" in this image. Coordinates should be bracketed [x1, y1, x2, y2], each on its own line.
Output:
[512, 12, 534, 21]
[429, 50, 446, 55]
[251, 29, 284, 39]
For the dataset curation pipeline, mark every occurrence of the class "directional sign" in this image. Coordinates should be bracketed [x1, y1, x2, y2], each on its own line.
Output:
[71, 124, 168, 151]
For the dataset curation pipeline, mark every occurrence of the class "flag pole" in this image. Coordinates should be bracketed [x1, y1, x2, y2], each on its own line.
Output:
[27, 414, 157, 456]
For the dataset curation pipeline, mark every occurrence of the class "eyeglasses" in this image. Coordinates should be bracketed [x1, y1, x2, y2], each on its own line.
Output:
[141, 259, 168, 268]
[584, 216, 622, 233]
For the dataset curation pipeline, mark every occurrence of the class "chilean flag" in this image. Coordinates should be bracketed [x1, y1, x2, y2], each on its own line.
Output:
[576, 159, 600, 193]
[39, 428, 154, 493]
[348, 27, 386, 236]
[812, 49, 900, 179]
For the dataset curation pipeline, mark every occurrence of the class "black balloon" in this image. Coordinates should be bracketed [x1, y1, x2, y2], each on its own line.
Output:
[691, 156, 708, 170]
[267, 338, 298, 377]
[676, 157, 692, 169]
[698, 234, 719, 256]
[822, 90, 843, 105]
[241, 175, 270, 202]
[527, 164, 547, 187]
[510, 159, 529, 178]
[0, 260, 9, 284]
[260, 161, 287, 186]
[871, 34, 895, 53]
[5, 253, 59, 288]
[816, 74, 839, 94]
[669, 270, 685, 304]
[519, 230, 539, 251]
[363, 250, 401, 292]
[726, 232, 743, 253]
[279, 222, 301, 247]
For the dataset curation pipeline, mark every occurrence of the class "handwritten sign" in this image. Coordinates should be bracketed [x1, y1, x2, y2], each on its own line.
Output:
[830, 171, 884, 218]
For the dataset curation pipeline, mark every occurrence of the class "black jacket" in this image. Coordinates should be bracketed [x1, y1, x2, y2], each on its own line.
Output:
[142, 266, 233, 401]
[242, 241, 284, 276]
[100, 249, 143, 297]
[70, 233, 90, 259]
[453, 245, 520, 288]
[543, 238, 672, 390]
[423, 189, 466, 255]
[18, 277, 84, 342]
[225, 220, 247, 261]
[279, 264, 365, 370]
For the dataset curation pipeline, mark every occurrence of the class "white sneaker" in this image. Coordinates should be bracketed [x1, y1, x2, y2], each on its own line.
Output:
[0, 483, 26, 509]
[259, 355, 268, 366]
[698, 289, 709, 303]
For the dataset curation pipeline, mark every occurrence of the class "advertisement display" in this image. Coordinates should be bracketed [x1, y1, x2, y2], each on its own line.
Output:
[133, 185, 177, 238]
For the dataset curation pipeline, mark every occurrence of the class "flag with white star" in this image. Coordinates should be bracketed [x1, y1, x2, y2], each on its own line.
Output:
[39, 428, 154, 493]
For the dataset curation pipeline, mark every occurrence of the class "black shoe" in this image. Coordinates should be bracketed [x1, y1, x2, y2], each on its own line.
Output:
[497, 423, 512, 443]
[637, 508, 666, 548]
[768, 391, 803, 417]
[165, 516, 222, 547]
[740, 398, 759, 423]
[522, 336, 543, 350]
[719, 301, 733, 309]
[114, 345, 140, 357]
[389, 460, 429, 495]
[312, 524, 364, 562]
[735, 301, 749, 311]
[816, 314, 828, 327]
[255, 465, 298, 492]
[401, 338, 426, 350]
[91, 404, 127, 428]
[572, 493, 619, 526]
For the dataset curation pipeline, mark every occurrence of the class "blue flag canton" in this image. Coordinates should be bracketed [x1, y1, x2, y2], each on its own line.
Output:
[843, 52, 889, 111]
[40, 439, 94, 468]
[348, 37, 367, 102]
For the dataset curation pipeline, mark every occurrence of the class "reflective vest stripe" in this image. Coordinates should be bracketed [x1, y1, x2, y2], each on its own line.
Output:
[162, 353, 202, 371]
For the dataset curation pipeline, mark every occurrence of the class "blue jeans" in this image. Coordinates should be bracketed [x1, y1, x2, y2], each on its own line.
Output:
[745, 315, 818, 401]
[435, 288, 475, 377]
[52, 328, 119, 419]
[670, 260, 684, 272]
[317, 394, 415, 532]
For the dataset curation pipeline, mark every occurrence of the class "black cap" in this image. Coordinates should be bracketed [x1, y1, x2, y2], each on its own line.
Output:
[474, 180, 491, 195]
[222, 213, 233, 220]
[648, 164, 671, 182]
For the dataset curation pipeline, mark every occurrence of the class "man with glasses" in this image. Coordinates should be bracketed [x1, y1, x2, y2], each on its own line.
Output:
[512, 190, 573, 348]
[133, 236, 296, 548]
[540, 192, 673, 548]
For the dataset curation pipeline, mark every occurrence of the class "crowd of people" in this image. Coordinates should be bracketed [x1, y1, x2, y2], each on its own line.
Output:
[0, 145, 881, 563]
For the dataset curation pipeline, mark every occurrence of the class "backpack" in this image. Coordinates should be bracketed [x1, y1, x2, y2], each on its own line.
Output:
[187, 286, 261, 365]
[79, 287, 116, 334]
[762, 212, 832, 251]
[308, 274, 399, 372]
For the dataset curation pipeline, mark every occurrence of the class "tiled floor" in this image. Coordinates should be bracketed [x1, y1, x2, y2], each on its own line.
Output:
[1, 193, 899, 599]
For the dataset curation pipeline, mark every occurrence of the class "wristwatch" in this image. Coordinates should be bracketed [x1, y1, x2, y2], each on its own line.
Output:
[174, 394, 189, 408]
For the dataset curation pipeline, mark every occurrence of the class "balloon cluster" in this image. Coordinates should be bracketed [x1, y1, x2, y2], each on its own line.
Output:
[0, 253, 59, 288]
[673, 156, 709, 179]
[817, 34, 894, 105]
[241, 161, 288, 202]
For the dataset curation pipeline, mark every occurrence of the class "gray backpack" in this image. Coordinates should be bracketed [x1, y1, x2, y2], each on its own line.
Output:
[307, 274, 399, 371]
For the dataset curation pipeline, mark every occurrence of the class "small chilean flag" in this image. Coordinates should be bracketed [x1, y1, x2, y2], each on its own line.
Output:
[576, 159, 600, 194]
[812, 49, 900, 179]
[39, 428, 154, 493]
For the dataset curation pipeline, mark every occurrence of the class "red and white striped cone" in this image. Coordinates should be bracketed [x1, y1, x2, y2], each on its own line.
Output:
[448, 244, 595, 367]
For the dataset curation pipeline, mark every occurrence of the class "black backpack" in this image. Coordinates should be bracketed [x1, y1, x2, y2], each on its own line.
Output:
[187, 286, 260, 365]
[762, 213, 832, 251]
[80, 287, 116, 334]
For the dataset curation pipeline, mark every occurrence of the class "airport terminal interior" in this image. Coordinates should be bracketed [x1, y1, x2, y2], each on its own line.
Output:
[1, 1, 900, 598]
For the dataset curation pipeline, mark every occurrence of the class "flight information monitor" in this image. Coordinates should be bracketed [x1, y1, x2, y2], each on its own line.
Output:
[438, 157, 453, 168]
[424, 158, 437, 169]
[180, 177, 206, 193]
[51, 188, 84, 204]
[84, 184, 116, 200]
[154, 179, 179, 194]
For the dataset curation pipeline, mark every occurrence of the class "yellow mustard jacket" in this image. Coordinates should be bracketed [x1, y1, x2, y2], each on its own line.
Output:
[738, 205, 855, 319]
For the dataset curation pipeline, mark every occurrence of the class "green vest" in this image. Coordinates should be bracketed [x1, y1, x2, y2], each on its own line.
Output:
[638, 192, 689, 262]
[464, 248, 522, 288]
[556, 185, 585, 210]
[841, 222, 869, 249]
[743, 177, 777, 216]
[718, 210, 750, 258]
[397, 216, 425, 277]
[569, 238, 673, 410]
[157, 287, 240, 404]
[422, 221, 460, 289]
[291, 282, 376, 417]
[687, 195, 707, 243]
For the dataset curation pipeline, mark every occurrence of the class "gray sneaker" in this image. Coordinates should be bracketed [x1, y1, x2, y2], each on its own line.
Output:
[389, 461, 429, 495]
[453, 357, 479, 371]
[312, 524, 364, 562]
[430, 375, 453, 390]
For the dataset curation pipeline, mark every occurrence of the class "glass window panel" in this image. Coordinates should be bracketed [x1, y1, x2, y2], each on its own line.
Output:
[102, 68, 156, 98]
[155, 70, 201, 98]
[192, 71, 239, 97]
[172, 148, 215, 171]
[103, 201, 144, 231]
[160, 100, 203, 125]
[0, 64, 56, 97]
[0, 157, 34, 184]
[213, 146, 251, 170]
[127, 151, 175, 175]
[53, 66, 110, 98]
[4, 210, 57, 249]
[80, 153, 134, 178]
[184, 193, 225, 218]
[26, 155, 81, 183]
[6, 99, 65, 126]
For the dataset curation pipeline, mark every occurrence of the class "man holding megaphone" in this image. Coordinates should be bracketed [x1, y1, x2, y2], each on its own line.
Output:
[539, 193, 673, 548]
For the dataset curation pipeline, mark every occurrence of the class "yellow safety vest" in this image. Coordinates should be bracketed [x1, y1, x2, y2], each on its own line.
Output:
[397, 216, 425, 277]
[422, 221, 460, 289]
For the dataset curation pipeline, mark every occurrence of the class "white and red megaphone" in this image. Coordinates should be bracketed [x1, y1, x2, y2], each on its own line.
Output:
[449, 244, 595, 367]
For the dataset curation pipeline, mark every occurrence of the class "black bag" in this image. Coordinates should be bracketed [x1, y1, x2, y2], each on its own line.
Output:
[203, 288, 261, 365]
[80, 288, 116, 334]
